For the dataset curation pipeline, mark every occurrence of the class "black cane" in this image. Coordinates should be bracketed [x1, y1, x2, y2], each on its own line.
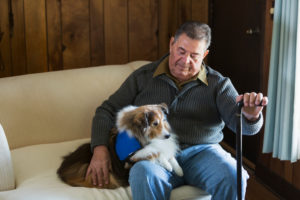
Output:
[236, 100, 264, 200]
[236, 101, 243, 200]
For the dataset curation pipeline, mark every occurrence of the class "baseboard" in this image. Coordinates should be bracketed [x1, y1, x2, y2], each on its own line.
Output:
[256, 162, 300, 200]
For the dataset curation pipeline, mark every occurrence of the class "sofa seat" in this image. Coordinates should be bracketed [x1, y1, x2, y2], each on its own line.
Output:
[0, 138, 210, 200]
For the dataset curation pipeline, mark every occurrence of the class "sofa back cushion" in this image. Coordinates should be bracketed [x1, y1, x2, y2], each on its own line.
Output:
[0, 61, 149, 149]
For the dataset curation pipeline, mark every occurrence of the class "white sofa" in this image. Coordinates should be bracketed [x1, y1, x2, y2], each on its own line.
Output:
[0, 61, 211, 200]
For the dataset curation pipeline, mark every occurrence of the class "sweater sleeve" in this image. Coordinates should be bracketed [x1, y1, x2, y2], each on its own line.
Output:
[90, 70, 140, 151]
[216, 77, 264, 135]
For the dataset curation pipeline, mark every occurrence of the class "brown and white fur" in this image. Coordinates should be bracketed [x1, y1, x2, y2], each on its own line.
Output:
[57, 103, 183, 189]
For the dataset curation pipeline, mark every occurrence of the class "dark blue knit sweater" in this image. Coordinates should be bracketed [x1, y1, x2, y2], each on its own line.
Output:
[91, 56, 263, 150]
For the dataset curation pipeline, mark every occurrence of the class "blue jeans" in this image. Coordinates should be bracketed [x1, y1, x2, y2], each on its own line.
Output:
[129, 144, 249, 200]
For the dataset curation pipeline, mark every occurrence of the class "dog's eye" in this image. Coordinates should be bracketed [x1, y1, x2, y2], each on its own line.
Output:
[152, 121, 159, 126]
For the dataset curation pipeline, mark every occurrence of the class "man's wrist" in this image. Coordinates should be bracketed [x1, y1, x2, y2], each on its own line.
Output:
[93, 145, 108, 153]
[243, 113, 261, 123]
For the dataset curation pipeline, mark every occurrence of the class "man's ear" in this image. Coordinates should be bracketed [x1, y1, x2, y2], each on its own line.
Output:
[203, 50, 209, 59]
[169, 37, 175, 49]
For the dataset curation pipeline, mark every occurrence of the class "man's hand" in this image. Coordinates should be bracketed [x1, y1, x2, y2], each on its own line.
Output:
[236, 92, 268, 121]
[85, 145, 112, 187]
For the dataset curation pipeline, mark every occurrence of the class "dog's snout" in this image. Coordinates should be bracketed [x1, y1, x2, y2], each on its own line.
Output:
[164, 134, 170, 139]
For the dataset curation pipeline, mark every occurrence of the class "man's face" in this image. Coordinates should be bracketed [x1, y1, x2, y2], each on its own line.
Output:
[169, 33, 209, 82]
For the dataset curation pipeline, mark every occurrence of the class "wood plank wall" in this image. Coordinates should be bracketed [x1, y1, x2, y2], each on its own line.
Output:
[0, 0, 209, 78]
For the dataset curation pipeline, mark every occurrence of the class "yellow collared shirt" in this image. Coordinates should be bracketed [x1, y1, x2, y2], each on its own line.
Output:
[153, 56, 208, 90]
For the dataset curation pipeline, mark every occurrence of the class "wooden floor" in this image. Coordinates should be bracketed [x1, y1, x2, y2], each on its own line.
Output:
[245, 168, 281, 200]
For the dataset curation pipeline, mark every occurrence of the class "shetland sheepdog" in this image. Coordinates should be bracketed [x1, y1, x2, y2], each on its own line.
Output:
[57, 103, 183, 189]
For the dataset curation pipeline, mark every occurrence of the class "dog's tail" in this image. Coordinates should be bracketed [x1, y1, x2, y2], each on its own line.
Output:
[57, 143, 96, 187]
[57, 130, 130, 189]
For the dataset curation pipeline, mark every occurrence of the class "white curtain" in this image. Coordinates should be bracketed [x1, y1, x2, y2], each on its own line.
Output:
[263, 0, 300, 162]
[294, 0, 300, 160]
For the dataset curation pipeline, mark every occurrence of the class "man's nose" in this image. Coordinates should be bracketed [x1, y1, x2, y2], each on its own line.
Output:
[181, 54, 191, 64]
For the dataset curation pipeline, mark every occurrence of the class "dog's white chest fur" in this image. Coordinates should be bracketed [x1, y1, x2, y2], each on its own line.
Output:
[131, 135, 183, 176]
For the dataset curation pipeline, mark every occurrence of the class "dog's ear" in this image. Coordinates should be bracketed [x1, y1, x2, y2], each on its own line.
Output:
[132, 112, 149, 134]
[144, 112, 150, 128]
[116, 105, 137, 131]
[140, 111, 156, 133]
[159, 103, 169, 114]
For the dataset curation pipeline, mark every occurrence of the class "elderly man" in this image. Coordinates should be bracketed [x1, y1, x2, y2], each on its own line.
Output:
[87, 21, 268, 200]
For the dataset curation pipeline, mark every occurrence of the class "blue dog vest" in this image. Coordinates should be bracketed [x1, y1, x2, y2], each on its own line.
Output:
[115, 131, 142, 161]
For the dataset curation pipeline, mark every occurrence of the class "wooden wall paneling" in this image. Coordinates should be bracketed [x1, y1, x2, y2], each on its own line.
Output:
[158, 0, 171, 57]
[169, 0, 180, 37]
[191, 0, 209, 64]
[177, 0, 192, 26]
[158, 0, 181, 57]
[0, 0, 12, 77]
[104, 0, 128, 64]
[90, 0, 105, 67]
[257, 128, 271, 169]
[283, 161, 293, 184]
[257, 0, 274, 169]
[11, 0, 27, 75]
[293, 161, 300, 189]
[257, 0, 273, 169]
[3, 0, 211, 76]
[267, 159, 297, 187]
[128, 0, 158, 62]
[46, 0, 63, 71]
[270, 158, 285, 177]
[61, 0, 90, 69]
[158, 0, 210, 58]
[191, 0, 209, 24]
[24, 0, 48, 73]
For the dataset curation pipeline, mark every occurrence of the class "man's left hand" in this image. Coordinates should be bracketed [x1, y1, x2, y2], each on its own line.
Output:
[236, 92, 268, 121]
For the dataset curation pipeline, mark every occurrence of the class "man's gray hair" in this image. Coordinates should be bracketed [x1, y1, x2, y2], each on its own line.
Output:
[174, 21, 211, 49]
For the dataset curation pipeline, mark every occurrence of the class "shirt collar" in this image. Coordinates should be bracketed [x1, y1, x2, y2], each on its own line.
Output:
[153, 56, 208, 86]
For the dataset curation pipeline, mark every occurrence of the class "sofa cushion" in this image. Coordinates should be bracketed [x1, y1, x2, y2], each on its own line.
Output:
[0, 138, 210, 200]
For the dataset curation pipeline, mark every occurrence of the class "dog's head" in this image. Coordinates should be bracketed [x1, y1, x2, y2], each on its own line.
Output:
[116, 103, 171, 145]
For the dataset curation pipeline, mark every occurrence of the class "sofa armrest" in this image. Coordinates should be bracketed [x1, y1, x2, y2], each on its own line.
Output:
[0, 124, 15, 191]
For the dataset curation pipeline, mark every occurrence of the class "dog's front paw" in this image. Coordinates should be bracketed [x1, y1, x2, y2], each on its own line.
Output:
[164, 163, 173, 172]
[169, 157, 184, 176]
[174, 166, 184, 177]
[130, 151, 160, 162]
[130, 154, 142, 162]
[157, 157, 173, 172]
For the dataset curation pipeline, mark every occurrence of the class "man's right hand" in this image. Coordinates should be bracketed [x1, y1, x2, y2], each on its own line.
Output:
[85, 145, 112, 187]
